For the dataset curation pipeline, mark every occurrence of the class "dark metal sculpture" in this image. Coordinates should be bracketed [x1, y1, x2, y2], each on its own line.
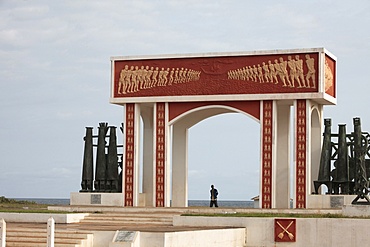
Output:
[80, 127, 94, 192]
[314, 119, 332, 193]
[94, 122, 109, 192]
[80, 122, 123, 193]
[351, 118, 370, 204]
[332, 124, 350, 194]
[106, 126, 119, 192]
[314, 117, 370, 204]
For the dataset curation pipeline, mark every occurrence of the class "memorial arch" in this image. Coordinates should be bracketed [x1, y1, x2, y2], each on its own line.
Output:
[108, 48, 336, 209]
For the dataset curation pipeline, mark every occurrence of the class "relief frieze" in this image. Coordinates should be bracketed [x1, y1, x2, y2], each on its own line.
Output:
[112, 51, 334, 98]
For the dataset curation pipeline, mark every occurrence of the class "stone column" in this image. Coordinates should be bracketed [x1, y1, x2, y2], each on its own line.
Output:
[124, 103, 140, 206]
[274, 102, 291, 208]
[141, 105, 155, 206]
[155, 103, 168, 207]
[261, 100, 273, 208]
[295, 99, 308, 208]
[171, 121, 188, 207]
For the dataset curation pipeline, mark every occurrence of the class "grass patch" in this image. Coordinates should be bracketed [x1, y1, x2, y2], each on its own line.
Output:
[181, 212, 368, 219]
[0, 196, 70, 214]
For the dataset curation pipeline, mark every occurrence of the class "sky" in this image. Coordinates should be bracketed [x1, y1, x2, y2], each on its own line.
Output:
[1, 0, 370, 201]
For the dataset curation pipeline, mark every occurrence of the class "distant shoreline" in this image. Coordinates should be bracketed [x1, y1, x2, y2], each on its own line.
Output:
[12, 198, 255, 208]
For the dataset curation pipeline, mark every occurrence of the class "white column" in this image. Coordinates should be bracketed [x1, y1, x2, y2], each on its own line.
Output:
[274, 102, 291, 208]
[171, 122, 188, 207]
[307, 102, 323, 194]
[0, 219, 5, 247]
[133, 104, 141, 206]
[47, 217, 55, 247]
[141, 105, 155, 206]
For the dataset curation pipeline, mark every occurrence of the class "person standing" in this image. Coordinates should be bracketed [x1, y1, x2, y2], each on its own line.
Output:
[210, 185, 219, 207]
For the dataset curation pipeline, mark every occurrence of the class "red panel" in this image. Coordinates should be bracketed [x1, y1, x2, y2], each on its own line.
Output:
[296, 100, 307, 208]
[113, 53, 319, 98]
[169, 101, 260, 121]
[275, 219, 296, 242]
[325, 55, 336, 98]
[124, 103, 135, 206]
[156, 103, 166, 207]
[261, 101, 273, 209]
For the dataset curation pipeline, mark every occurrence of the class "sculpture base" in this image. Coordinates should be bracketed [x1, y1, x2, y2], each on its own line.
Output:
[342, 204, 370, 217]
[70, 192, 124, 206]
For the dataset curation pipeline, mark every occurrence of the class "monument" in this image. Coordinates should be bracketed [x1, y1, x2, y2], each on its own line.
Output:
[72, 48, 337, 208]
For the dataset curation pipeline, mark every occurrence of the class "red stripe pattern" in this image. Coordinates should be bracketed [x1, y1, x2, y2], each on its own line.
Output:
[296, 100, 306, 208]
[261, 101, 273, 208]
[156, 103, 166, 207]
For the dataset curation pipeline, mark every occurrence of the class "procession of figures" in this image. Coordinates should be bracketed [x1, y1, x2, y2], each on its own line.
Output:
[227, 55, 317, 88]
[117, 65, 201, 95]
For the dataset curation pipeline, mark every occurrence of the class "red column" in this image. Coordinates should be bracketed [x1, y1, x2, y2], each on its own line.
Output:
[261, 100, 273, 208]
[155, 103, 166, 207]
[124, 103, 135, 206]
[296, 100, 307, 208]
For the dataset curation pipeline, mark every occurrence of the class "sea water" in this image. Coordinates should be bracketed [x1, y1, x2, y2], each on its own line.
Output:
[14, 198, 254, 208]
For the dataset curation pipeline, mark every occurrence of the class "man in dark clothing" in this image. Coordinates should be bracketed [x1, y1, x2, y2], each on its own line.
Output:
[210, 184, 219, 207]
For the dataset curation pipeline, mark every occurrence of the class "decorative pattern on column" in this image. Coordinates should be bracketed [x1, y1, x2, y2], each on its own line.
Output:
[156, 103, 166, 207]
[262, 100, 273, 208]
[296, 100, 307, 208]
[124, 103, 135, 206]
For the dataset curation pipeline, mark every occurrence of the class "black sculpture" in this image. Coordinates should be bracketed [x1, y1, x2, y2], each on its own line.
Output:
[80, 122, 123, 193]
[314, 117, 370, 204]
[80, 127, 94, 192]
[313, 119, 333, 194]
[352, 118, 370, 204]
[94, 122, 109, 192]
[106, 126, 119, 192]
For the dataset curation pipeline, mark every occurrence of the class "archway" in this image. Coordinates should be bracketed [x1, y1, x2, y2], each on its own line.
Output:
[68, 48, 338, 209]
[188, 113, 260, 203]
[169, 102, 260, 207]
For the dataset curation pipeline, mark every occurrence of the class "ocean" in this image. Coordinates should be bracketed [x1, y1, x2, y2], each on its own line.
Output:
[14, 198, 254, 208]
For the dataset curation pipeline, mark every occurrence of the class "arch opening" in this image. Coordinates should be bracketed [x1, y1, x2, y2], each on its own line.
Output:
[188, 113, 260, 202]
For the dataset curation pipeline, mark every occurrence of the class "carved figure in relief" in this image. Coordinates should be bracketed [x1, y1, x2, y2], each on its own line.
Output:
[288, 56, 301, 88]
[274, 59, 286, 86]
[268, 60, 278, 84]
[163, 68, 170, 86]
[279, 57, 292, 87]
[252, 65, 258, 81]
[169, 68, 174, 85]
[243, 67, 249, 80]
[178, 68, 184, 83]
[257, 64, 264, 83]
[131, 66, 138, 92]
[324, 60, 333, 91]
[294, 55, 306, 87]
[151, 67, 159, 87]
[158, 68, 165, 86]
[174, 68, 179, 83]
[118, 65, 129, 94]
[137, 66, 144, 89]
[262, 62, 270, 83]
[125, 66, 133, 93]
[145, 66, 151, 88]
[182, 68, 188, 83]
[305, 54, 316, 88]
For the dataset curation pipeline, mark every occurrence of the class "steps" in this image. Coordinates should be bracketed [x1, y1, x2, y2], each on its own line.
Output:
[3, 211, 180, 246]
[78, 212, 176, 227]
[6, 226, 93, 247]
